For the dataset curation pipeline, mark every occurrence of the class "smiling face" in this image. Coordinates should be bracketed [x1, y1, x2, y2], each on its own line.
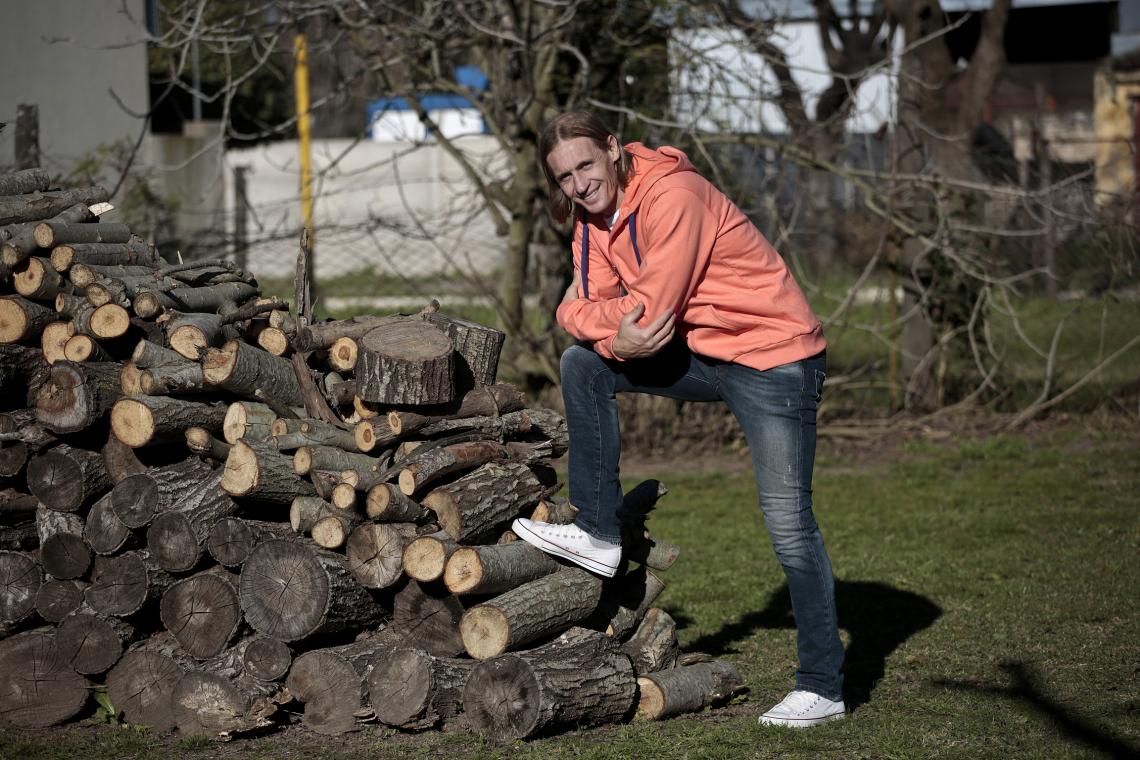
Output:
[546, 135, 624, 219]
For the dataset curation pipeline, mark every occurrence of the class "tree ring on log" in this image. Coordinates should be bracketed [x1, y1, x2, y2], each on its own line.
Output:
[462, 654, 540, 738]
[0, 631, 90, 728]
[107, 650, 182, 731]
[243, 637, 292, 682]
[56, 612, 125, 674]
[109, 398, 158, 448]
[238, 540, 330, 642]
[160, 572, 241, 659]
[458, 606, 510, 661]
[0, 551, 41, 623]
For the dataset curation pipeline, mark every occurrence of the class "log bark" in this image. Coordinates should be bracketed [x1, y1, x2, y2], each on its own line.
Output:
[222, 439, 316, 503]
[0, 629, 91, 728]
[33, 221, 131, 249]
[101, 434, 146, 483]
[147, 469, 238, 572]
[386, 383, 527, 437]
[27, 442, 112, 512]
[132, 281, 259, 319]
[293, 314, 402, 352]
[13, 257, 76, 300]
[408, 408, 533, 440]
[0, 409, 56, 477]
[131, 338, 184, 368]
[206, 517, 293, 569]
[635, 660, 742, 721]
[399, 440, 538, 496]
[36, 506, 90, 579]
[289, 496, 360, 550]
[273, 417, 357, 452]
[387, 579, 466, 658]
[110, 457, 216, 528]
[160, 566, 242, 659]
[170, 641, 287, 735]
[0, 186, 107, 233]
[285, 633, 394, 735]
[422, 461, 546, 543]
[368, 647, 475, 730]
[402, 531, 459, 583]
[34, 360, 121, 434]
[85, 551, 175, 617]
[0, 167, 50, 195]
[110, 395, 226, 448]
[0, 343, 51, 405]
[1, 203, 94, 267]
[203, 339, 304, 407]
[0, 295, 55, 343]
[238, 539, 388, 642]
[621, 608, 680, 675]
[222, 400, 277, 444]
[356, 320, 455, 405]
[366, 482, 432, 523]
[0, 550, 41, 624]
[462, 626, 636, 740]
[593, 565, 666, 639]
[34, 579, 86, 623]
[50, 239, 153, 271]
[185, 426, 231, 461]
[140, 361, 209, 396]
[106, 634, 189, 732]
[56, 608, 137, 675]
[344, 521, 416, 589]
[459, 568, 605, 660]
[443, 541, 562, 596]
[242, 636, 292, 682]
[83, 491, 135, 555]
[293, 445, 382, 478]
[353, 415, 400, 453]
[0, 489, 38, 520]
[421, 311, 505, 390]
[0, 521, 37, 552]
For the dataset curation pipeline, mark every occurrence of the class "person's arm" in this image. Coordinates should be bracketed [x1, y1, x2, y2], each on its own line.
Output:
[557, 188, 716, 359]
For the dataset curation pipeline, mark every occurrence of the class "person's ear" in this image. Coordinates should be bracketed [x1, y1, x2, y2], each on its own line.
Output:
[606, 134, 621, 163]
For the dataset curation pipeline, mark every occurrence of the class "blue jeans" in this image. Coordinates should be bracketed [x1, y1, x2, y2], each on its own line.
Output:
[560, 341, 844, 700]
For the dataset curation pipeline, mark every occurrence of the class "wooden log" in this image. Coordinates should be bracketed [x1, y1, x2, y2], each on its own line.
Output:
[386, 579, 466, 658]
[50, 238, 154, 271]
[133, 281, 259, 319]
[462, 626, 636, 740]
[27, 442, 113, 512]
[0, 629, 91, 727]
[365, 482, 432, 523]
[101, 433, 147, 483]
[0, 521, 38, 552]
[368, 647, 475, 730]
[170, 640, 287, 735]
[443, 541, 562, 596]
[0, 550, 41, 624]
[185, 426, 231, 461]
[85, 550, 175, 617]
[147, 469, 238, 572]
[635, 660, 742, 721]
[13, 256, 75, 300]
[222, 400, 277, 444]
[402, 531, 460, 584]
[165, 311, 238, 359]
[110, 457, 216, 528]
[356, 320, 455, 405]
[242, 636, 292, 682]
[344, 522, 416, 589]
[87, 302, 131, 338]
[0, 167, 50, 196]
[422, 311, 505, 389]
[0, 343, 51, 405]
[422, 461, 546, 543]
[0, 489, 38, 520]
[398, 440, 537, 496]
[292, 314, 402, 352]
[140, 361, 209, 396]
[56, 608, 137, 675]
[39, 320, 73, 364]
[255, 325, 291, 356]
[160, 566, 242, 659]
[36, 506, 91, 580]
[1, 203, 93, 267]
[0, 295, 55, 343]
[622, 608, 681, 675]
[293, 445, 382, 479]
[327, 335, 357, 371]
[131, 338, 182, 368]
[0, 187, 107, 241]
[110, 395, 226, 448]
[289, 496, 360, 550]
[203, 339, 304, 407]
[222, 438, 316, 503]
[34, 360, 121, 434]
[285, 633, 394, 735]
[106, 633, 189, 732]
[594, 565, 666, 639]
[386, 383, 527, 437]
[33, 220, 131, 249]
[274, 417, 357, 452]
[83, 491, 135, 555]
[0, 409, 56, 478]
[34, 579, 86, 623]
[238, 539, 388, 642]
[206, 517, 293, 569]
[61, 333, 111, 363]
[410, 408, 533, 440]
[460, 567, 605, 660]
[354, 415, 400, 453]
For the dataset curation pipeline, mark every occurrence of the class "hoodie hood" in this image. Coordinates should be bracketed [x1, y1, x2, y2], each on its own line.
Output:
[620, 142, 697, 213]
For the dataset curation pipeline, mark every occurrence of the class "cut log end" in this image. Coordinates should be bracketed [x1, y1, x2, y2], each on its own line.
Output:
[221, 440, 259, 496]
[458, 605, 510, 661]
[110, 398, 156, 448]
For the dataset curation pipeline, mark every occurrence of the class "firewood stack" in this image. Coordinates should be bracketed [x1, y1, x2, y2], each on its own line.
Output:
[0, 169, 741, 740]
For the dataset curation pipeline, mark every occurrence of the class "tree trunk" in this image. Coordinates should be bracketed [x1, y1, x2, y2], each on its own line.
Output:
[368, 647, 475, 730]
[222, 439, 316, 503]
[0, 294, 56, 343]
[0, 185, 108, 230]
[344, 521, 417, 589]
[422, 461, 546, 543]
[462, 626, 636, 741]
[34, 360, 121, 434]
[147, 469, 238, 572]
[110, 457, 216, 528]
[421, 312, 505, 390]
[33, 578, 86, 623]
[285, 633, 394, 735]
[443, 541, 561, 596]
[35, 506, 90, 580]
[0, 550, 41, 624]
[366, 482, 431, 523]
[387, 579, 466, 658]
[402, 531, 459, 583]
[386, 383, 527, 437]
[621, 608, 681, 675]
[635, 660, 742, 721]
[55, 609, 137, 675]
[0, 629, 91, 727]
[159, 566, 242, 659]
[84, 550, 175, 617]
[222, 400, 278, 444]
[459, 567, 604, 660]
[50, 239, 154, 271]
[27, 442, 113, 512]
[203, 339, 304, 407]
[110, 395, 226, 448]
[238, 539, 388, 642]
[356, 320, 455, 405]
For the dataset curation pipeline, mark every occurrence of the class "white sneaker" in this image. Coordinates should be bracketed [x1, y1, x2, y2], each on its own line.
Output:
[511, 518, 621, 578]
[758, 690, 846, 727]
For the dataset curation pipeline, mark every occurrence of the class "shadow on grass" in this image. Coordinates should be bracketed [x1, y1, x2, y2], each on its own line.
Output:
[681, 580, 942, 710]
[933, 662, 1140, 760]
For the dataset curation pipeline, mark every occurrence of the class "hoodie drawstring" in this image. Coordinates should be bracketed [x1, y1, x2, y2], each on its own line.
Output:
[578, 212, 640, 301]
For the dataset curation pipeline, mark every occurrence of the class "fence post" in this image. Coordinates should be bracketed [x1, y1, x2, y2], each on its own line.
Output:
[15, 104, 40, 170]
[233, 165, 250, 271]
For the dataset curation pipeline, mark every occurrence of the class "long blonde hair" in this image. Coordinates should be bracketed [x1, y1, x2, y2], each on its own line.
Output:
[539, 111, 633, 224]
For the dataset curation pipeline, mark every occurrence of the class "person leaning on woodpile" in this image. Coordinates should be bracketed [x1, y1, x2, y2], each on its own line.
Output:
[511, 110, 846, 728]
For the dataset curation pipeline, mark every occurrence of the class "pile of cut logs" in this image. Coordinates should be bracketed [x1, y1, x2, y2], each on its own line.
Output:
[0, 168, 742, 741]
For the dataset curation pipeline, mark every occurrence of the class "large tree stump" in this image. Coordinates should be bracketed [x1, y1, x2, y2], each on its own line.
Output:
[285, 633, 395, 735]
[422, 461, 546, 543]
[34, 578, 86, 624]
[421, 312, 505, 390]
[160, 567, 242, 659]
[36, 506, 90, 580]
[402, 531, 460, 583]
[443, 541, 562, 596]
[222, 439, 316, 503]
[462, 627, 637, 740]
[0, 295, 56, 343]
[635, 660, 742, 721]
[344, 522, 416, 589]
[206, 517, 293, 569]
[110, 457, 216, 528]
[27, 443, 113, 512]
[356, 320, 455, 405]
[0, 409, 56, 478]
[622, 608, 681, 675]
[238, 539, 388, 642]
[34, 360, 121, 434]
[203, 339, 304, 407]
[0, 550, 41, 625]
[170, 641, 287, 736]
[111, 395, 226, 448]
[387, 579, 466, 657]
[106, 634, 190, 732]
[369, 647, 475, 730]
[56, 609, 137, 675]
[459, 567, 604, 660]
[85, 551, 175, 617]
[242, 636, 292, 682]
[0, 630, 91, 728]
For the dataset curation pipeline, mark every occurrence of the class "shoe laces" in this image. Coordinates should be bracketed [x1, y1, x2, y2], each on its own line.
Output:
[776, 691, 823, 715]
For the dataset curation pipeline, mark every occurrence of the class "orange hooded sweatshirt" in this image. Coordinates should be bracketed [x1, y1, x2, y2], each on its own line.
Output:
[556, 142, 826, 371]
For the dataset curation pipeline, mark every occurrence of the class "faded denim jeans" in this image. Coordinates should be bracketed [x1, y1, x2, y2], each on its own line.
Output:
[560, 340, 844, 700]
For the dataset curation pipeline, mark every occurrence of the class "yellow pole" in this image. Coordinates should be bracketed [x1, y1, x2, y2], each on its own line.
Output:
[294, 33, 316, 301]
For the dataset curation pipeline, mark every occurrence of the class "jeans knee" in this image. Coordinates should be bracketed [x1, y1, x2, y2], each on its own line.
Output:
[560, 344, 603, 385]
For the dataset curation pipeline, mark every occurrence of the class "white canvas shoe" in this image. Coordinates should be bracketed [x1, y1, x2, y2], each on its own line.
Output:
[511, 518, 621, 577]
[758, 690, 846, 727]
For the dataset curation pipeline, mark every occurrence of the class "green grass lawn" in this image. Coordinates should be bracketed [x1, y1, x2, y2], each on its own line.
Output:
[3, 418, 1137, 759]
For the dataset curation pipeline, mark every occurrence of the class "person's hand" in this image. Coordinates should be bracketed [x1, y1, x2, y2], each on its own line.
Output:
[561, 271, 582, 304]
[611, 302, 675, 359]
